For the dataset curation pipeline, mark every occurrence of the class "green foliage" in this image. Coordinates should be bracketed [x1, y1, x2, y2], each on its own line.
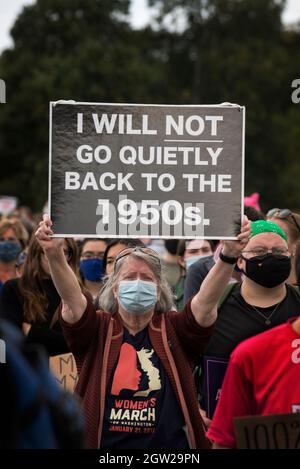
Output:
[151, 0, 300, 211]
[0, 0, 162, 210]
[0, 0, 300, 212]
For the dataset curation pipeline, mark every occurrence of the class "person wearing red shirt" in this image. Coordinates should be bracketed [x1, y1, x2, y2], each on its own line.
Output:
[207, 317, 300, 448]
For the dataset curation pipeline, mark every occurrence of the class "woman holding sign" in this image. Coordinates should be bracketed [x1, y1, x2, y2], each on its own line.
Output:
[35, 214, 250, 449]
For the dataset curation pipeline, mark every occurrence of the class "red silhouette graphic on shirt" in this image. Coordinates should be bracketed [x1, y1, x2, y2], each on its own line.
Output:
[111, 343, 142, 395]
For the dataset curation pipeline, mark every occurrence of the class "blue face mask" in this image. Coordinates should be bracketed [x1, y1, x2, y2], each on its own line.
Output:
[80, 258, 104, 282]
[118, 279, 157, 314]
[186, 255, 207, 269]
[0, 241, 21, 263]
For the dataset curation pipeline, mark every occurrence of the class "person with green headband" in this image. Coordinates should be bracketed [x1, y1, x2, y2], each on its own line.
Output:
[197, 219, 300, 430]
[249, 219, 288, 241]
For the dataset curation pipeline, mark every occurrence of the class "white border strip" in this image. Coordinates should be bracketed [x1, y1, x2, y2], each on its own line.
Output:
[241, 106, 246, 224]
[51, 234, 238, 240]
[48, 102, 53, 220]
[50, 100, 243, 109]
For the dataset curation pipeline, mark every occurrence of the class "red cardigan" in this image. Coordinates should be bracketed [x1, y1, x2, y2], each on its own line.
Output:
[60, 298, 214, 449]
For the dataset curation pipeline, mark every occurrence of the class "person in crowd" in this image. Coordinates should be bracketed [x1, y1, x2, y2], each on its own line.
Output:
[0, 318, 85, 449]
[0, 245, 20, 292]
[0, 217, 30, 290]
[161, 239, 180, 283]
[199, 219, 300, 421]
[184, 240, 215, 270]
[175, 239, 216, 311]
[139, 238, 166, 256]
[207, 239, 300, 449]
[12, 206, 37, 238]
[161, 239, 185, 311]
[103, 238, 144, 276]
[0, 235, 81, 356]
[184, 206, 265, 304]
[183, 251, 215, 306]
[79, 238, 108, 301]
[0, 217, 29, 249]
[34, 214, 251, 449]
[267, 208, 300, 285]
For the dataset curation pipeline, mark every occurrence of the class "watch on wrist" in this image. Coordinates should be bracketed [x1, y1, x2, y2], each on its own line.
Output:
[219, 251, 238, 265]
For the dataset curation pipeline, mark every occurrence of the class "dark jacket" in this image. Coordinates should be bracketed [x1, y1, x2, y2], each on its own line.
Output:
[184, 256, 215, 305]
[0, 278, 68, 356]
[60, 297, 214, 449]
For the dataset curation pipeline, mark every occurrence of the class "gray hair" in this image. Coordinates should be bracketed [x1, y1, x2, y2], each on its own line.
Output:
[97, 251, 174, 314]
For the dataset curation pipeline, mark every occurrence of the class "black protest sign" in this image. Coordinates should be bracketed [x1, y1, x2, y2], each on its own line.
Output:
[49, 102, 245, 238]
[203, 356, 229, 420]
[234, 413, 300, 449]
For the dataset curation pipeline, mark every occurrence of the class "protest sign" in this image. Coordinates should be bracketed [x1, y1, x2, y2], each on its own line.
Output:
[234, 413, 300, 449]
[49, 102, 245, 239]
[0, 196, 18, 215]
[203, 356, 229, 420]
[49, 353, 78, 392]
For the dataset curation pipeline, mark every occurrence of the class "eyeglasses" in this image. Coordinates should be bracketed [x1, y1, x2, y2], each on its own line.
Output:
[242, 246, 290, 258]
[114, 247, 161, 271]
[267, 208, 300, 234]
[81, 251, 104, 260]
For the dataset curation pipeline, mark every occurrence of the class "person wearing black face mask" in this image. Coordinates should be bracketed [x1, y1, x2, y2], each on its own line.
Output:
[240, 245, 291, 289]
[199, 220, 300, 424]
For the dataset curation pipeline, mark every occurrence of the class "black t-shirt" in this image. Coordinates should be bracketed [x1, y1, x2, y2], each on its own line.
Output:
[101, 327, 189, 450]
[204, 283, 300, 359]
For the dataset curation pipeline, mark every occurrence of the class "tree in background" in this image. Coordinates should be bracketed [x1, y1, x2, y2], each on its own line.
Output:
[0, 0, 300, 212]
[0, 0, 170, 210]
[149, 0, 300, 210]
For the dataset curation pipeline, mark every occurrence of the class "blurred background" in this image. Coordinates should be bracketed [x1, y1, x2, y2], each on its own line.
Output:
[0, 0, 300, 215]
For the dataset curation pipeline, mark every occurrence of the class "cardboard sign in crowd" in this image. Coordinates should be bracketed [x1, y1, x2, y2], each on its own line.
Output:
[203, 356, 229, 420]
[49, 353, 78, 392]
[234, 413, 300, 449]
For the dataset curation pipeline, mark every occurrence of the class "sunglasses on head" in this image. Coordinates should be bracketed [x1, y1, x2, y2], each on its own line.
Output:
[266, 208, 300, 234]
[114, 246, 161, 271]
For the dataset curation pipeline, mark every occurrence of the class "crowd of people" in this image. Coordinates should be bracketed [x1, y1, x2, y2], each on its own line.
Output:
[0, 201, 300, 449]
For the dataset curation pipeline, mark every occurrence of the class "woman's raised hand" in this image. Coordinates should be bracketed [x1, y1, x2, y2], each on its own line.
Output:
[35, 214, 65, 254]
